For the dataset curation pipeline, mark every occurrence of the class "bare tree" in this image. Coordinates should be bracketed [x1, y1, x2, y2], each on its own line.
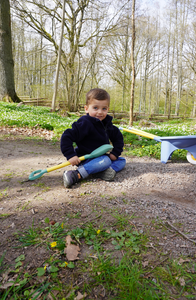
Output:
[175, 0, 188, 115]
[129, 0, 136, 126]
[12, 0, 122, 111]
[51, 0, 65, 111]
[122, 9, 130, 111]
[0, 0, 20, 102]
[164, 14, 171, 115]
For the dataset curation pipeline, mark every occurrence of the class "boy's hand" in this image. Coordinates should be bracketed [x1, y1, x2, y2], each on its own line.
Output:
[68, 156, 81, 166]
[109, 153, 117, 161]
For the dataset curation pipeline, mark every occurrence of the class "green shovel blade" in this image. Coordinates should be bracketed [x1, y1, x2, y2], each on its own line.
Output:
[84, 144, 113, 159]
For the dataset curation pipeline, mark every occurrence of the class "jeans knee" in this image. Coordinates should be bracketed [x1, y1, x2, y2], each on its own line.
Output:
[97, 155, 111, 169]
[103, 155, 112, 165]
[111, 157, 126, 172]
[120, 157, 126, 168]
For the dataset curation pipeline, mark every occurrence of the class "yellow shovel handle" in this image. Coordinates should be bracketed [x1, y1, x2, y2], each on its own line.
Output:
[47, 156, 85, 173]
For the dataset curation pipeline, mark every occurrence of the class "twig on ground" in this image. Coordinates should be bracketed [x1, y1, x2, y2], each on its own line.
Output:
[147, 242, 161, 253]
[144, 255, 170, 277]
[81, 213, 102, 226]
[129, 220, 138, 231]
[165, 221, 196, 244]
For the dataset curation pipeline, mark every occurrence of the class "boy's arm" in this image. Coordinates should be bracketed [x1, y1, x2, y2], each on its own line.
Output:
[60, 116, 90, 160]
[60, 128, 77, 159]
[109, 126, 124, 158]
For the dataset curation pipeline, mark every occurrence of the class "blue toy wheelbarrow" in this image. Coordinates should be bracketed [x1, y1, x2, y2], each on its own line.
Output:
[120, 127, 196, 164]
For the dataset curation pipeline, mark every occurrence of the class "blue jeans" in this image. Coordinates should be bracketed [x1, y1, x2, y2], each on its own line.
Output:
[77, 155, 126, 179]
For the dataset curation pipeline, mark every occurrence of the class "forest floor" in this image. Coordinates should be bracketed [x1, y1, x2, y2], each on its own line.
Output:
[1, 126, 196, 299]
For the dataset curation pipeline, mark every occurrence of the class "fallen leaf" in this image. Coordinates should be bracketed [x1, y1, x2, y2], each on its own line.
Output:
[176, 277, 186, 286]
[0, 281, 20, 290]
[64, 235, 80, 261]
[178, 258, 190, 265]
[48, 291, 59, 299]
[74, 291, 87, 300]
[142, 261, 149, 267]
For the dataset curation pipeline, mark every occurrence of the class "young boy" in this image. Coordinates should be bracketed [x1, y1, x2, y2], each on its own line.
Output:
[60, 88, 126, 188]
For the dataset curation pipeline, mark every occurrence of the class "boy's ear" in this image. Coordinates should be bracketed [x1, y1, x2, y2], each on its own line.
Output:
[84, 105, 88, 112]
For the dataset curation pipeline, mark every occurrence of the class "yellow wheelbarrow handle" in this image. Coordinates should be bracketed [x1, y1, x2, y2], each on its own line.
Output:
[120, 127, 158, 140]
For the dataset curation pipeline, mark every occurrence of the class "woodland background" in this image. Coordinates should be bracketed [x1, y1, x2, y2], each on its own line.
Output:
[4, 0, 196, 117]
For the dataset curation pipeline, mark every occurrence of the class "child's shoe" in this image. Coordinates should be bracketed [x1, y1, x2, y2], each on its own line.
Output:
[63, 170, 82, 188]
[94, 167, 116, 181]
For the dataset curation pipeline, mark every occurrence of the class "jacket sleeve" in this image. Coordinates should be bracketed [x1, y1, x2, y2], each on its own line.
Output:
[60, 127, 77, 159]
[109, 125, 124, 158]
[60, 117, 90, 160]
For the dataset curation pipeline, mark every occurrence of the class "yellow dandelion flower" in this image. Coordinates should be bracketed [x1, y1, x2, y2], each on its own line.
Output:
[61, 223, 64, 229]
[64, 262, 68, 267]
[50, 241, 57, 248]
[97, 229, 101, 234]
[142, 145, 144, 148]
[44, 265, 47, 270]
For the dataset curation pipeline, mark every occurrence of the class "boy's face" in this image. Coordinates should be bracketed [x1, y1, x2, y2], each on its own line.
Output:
[85, 99, 109, 121]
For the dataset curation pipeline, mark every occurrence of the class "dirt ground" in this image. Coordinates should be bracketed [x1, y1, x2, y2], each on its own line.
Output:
[1, 126, 196, 293]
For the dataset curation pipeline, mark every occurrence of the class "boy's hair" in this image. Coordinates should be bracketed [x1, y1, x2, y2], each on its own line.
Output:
[86, 88, 110, 105]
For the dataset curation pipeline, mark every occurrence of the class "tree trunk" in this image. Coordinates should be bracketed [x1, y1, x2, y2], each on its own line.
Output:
[148, 51, 155, 114]
[164, 13, 171, 115]
[155, 29, 160, 114]
[122, 11, 129, 111]
[175, 0, 187, 116]
[168, 26, 175, 119]
[0, 0, 20, 102]
[139, 67, 142, 114]
[191, 74, 196, 117]
[129, 0, 136, 126]
[51, 0, 65, 111]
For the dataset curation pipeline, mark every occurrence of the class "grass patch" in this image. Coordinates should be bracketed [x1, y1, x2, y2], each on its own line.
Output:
[0, 213, 10, 219]
[1, 212, 196, 299]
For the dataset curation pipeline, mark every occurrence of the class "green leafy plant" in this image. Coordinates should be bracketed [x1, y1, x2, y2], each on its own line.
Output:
[0, 101, 78, 138]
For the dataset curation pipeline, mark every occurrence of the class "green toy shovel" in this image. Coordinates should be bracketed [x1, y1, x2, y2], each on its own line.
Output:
[29, 144, 113, 180]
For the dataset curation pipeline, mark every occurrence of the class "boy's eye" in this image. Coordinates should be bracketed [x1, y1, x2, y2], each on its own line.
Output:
[93, 106, 98, 110]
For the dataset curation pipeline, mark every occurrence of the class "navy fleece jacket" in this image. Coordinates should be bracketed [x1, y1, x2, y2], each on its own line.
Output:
[60, 114, 124, 160]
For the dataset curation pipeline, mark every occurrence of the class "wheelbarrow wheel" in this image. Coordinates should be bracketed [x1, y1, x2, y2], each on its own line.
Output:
[186, 151, 196, 164]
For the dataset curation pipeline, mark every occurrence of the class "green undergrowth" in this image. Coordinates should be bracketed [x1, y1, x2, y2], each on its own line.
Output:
[1, 212, 196, 299]
[1, 101, 196, 161]
[0, 102, 78, 139]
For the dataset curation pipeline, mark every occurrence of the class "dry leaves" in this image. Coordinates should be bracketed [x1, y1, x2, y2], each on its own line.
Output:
[64, 235, 80, 261]
[176, 277, 186, 286]
[0, 126, 54, 140]
[0, 281, 20, 290]
[74, 291, 87, 300]
[142, 260, 149, 267]
[177, 258, 190, 265]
